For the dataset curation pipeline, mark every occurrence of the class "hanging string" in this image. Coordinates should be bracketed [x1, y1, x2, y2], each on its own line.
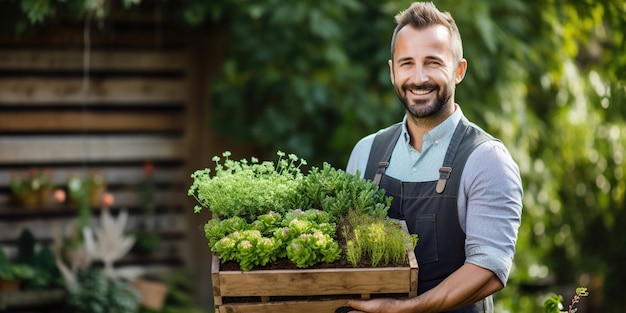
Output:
[79, 9, 94, 228]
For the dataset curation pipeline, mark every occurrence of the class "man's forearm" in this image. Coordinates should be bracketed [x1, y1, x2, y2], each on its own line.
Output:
[348, 263, 503, 313]
[413, 263, 503, 312]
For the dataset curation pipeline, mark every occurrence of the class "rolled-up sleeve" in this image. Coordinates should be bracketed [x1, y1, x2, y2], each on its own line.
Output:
[346, 134, 375, 178]
[460, 141, 523, 286]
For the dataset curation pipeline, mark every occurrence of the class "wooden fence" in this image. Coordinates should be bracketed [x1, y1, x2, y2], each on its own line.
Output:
[0, 41, 196, 276]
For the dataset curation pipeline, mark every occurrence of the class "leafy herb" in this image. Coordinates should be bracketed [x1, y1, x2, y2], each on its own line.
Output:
[206, 209, 340, 270]
[287, 231, 341, 268]
[343, 211, 418, 268]
[296, 163, 391, 219]
[189, 151, 307, 221]
[192, 150, 411, 270]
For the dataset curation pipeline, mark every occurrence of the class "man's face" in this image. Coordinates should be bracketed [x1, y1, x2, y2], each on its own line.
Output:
[389, 25, 466, 120]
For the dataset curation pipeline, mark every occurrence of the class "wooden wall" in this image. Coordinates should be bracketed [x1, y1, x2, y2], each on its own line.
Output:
[0, 15, 225, 308]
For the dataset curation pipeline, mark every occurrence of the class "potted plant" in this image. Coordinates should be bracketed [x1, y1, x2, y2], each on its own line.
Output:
[66, 172, 107, 208]
[55, 204, 141, 313]
[0, 247, 36, 292]
[133, 161, 161, 254]
[0, 263, 35, 292]
[189, 151, 419, 312]
[130, 276, 168, 311]
[67, 267, 140, 313]
[9, 170, 55, 209]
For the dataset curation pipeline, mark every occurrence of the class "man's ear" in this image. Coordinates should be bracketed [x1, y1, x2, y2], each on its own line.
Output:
[455, 58, 468, 84]
[388, 59, 394, 85]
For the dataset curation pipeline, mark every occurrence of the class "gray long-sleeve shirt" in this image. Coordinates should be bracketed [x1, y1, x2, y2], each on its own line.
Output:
[346, 107, 523, 286]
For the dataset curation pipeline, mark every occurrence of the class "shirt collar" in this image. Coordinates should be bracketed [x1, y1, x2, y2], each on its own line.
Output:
[400, 105, 463, 144]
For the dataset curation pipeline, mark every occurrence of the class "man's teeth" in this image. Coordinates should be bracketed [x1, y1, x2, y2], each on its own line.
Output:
[411, 89, 431, 95]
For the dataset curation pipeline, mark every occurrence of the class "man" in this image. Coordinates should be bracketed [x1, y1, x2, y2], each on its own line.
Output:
[345, 2, 523, 313]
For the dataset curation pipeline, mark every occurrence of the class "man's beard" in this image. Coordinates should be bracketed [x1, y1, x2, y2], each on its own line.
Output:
[395, 82, 451, 119]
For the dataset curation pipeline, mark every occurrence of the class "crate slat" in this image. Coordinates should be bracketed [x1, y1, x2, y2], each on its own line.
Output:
[217, 265, 413, 297]
[216, 299, 352, 313]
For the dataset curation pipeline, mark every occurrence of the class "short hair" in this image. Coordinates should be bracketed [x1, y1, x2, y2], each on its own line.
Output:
[390, 2, 463, 62]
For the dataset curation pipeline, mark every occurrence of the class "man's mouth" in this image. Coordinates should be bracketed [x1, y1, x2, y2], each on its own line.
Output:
[406, 84, 437, 96]
[409, 88, 433, 95]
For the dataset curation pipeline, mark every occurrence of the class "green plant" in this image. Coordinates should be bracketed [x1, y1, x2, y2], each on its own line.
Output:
[342, 211, 418, 267]
[296, 163, 391, 219]
[189, 151, 307, 221]
[134, 161, 161, 254]
[27, 244, 63, 290]
[9, 170, 55, 207]
[207, 209, 341, 270]
[193, 150, 410, 270]
[0, 230, 61, 289]
[0, 263, 36, 282]
[0, 246, 35, 282]
[544, 287, 589, 313]
[67, 173, 106, 207]
[67, 267, 141, 313]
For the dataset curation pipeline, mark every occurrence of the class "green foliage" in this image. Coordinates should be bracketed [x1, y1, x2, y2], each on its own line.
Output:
[296, 163, 391, 219]
[0, 262, 35, 282]
[207, 209, 340, 270]
[286, 231, 341, 268]
[189, 151, 306, 221]
[544, 287, 589, 313]
[202, 0, 407, 166]
[68, 267, 141, 313]
[134, 161, 161, 254]
[0, 230, 62, 289]
[343, 212, 418, 268]
[194, 150, 399, 270]
[544, 294, 564, 313]
[3, 0, 626, 311]
[27, 245, 62, 290]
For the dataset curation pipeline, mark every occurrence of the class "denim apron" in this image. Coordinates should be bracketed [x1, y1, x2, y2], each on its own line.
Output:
[364, 117, 494, 313]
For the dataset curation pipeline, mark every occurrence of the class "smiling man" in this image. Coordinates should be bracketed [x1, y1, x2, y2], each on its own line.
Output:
[345, 2, 523, 313]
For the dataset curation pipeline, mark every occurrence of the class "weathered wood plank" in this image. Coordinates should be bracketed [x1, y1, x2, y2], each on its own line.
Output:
[0, 24, 187, 48]
[0, 212, 187, 241]
[218, 267, 412, 297]
[0, 77, 186, 104]
[0, 166, 187, 188]
[0, 136, 186, 163]
[0, 50, 186, 72]
[0, 111, 184, 132]
[0, 187, 187, 211]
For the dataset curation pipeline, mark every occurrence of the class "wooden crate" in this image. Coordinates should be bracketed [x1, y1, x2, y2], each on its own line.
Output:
[211, 222, 418, 313]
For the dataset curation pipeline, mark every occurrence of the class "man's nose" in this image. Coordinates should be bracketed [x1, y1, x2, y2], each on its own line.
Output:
[411, 66, 429, 84]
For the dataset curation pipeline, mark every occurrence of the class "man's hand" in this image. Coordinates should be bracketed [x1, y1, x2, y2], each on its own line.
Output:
[347, 298, 412, 313]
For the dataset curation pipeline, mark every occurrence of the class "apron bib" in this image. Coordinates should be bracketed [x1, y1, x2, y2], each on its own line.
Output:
[364, 118, 495, 313]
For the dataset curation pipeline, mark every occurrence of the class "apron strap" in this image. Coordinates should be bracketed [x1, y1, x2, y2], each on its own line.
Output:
[364, 122, 402, 185]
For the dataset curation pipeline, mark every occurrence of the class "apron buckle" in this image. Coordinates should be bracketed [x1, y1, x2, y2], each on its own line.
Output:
[373, 161, 389, 186]
[436, 167, 452, 193]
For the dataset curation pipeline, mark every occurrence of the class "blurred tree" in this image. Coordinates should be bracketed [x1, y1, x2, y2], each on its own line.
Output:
[2, 0, 625, 311]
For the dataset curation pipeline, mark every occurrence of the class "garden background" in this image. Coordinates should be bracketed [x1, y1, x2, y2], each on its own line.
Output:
[0, 0, 624, 312]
